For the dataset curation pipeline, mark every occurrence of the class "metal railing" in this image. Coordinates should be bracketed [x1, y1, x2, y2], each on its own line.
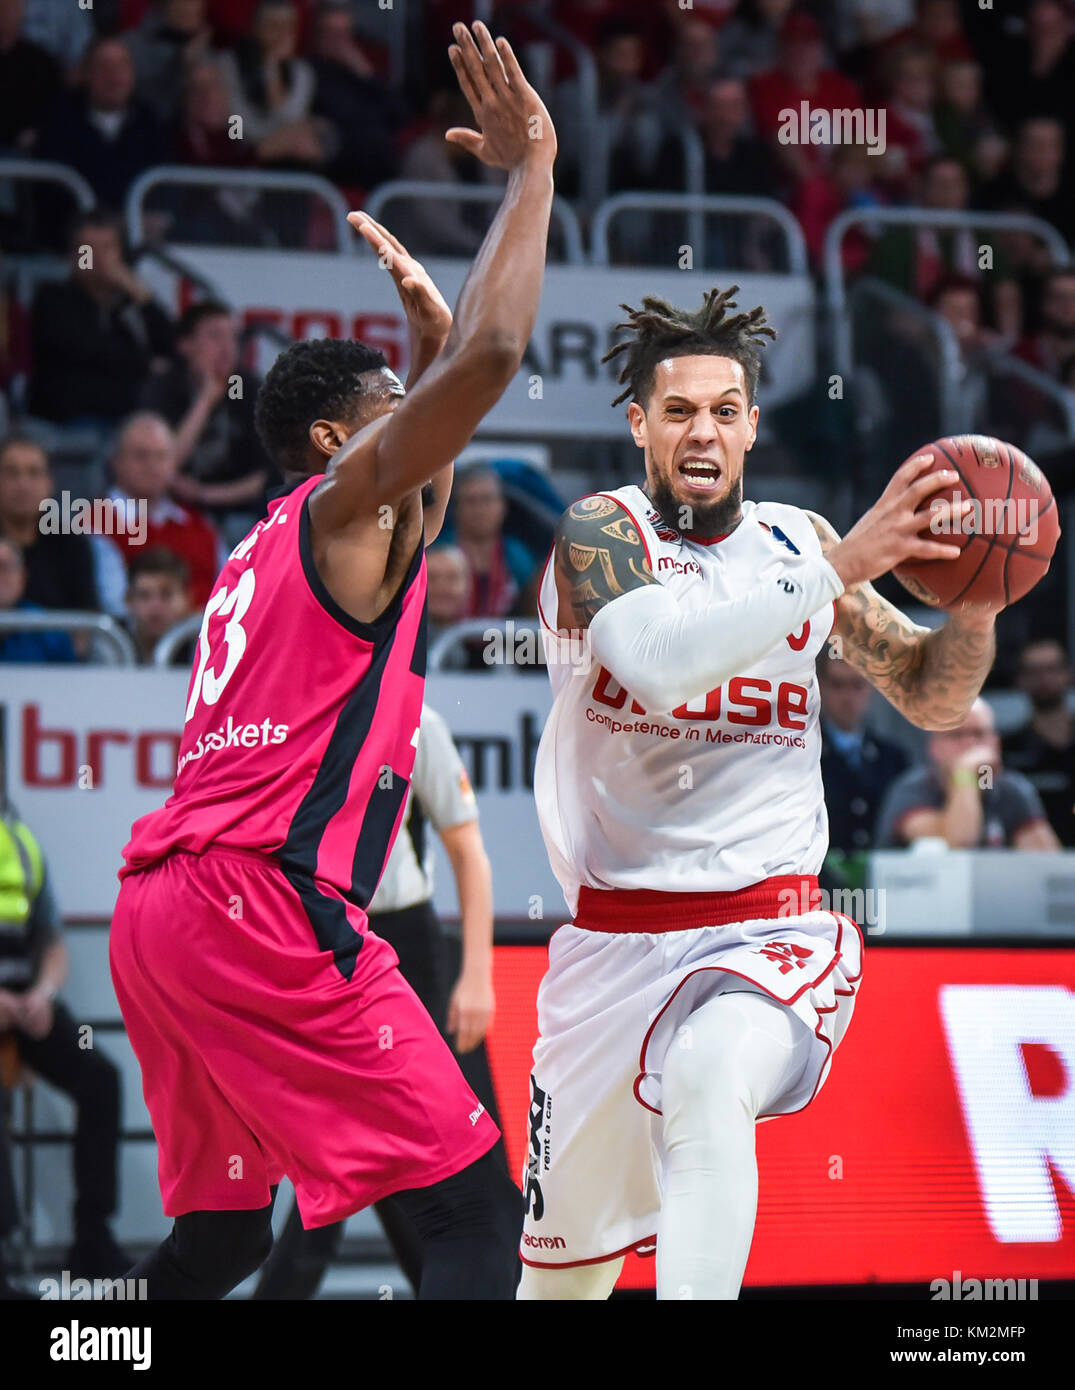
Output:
[590, 193, 809, 273]
[153, 613, 202, 667]
[125, 166, 355, 252]
[364, 181, 586, 264]
[428, 617, 543, 673]
[523, 4, 602, 210]
[129, 242, 224, 303]
[0, 157, 95, 210]
[825, 208, 1072, 377]
[981, 350, 1075, 443]
[0, 611, 136, 665]
[848, 276, 966, 438]
[845, 276, 1075, 455]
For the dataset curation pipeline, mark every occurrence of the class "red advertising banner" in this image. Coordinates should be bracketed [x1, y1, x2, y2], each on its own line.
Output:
[486, 945, 1075, 1289]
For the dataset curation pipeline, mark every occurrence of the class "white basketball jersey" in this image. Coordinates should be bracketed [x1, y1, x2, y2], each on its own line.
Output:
[534, 486, 836, 913]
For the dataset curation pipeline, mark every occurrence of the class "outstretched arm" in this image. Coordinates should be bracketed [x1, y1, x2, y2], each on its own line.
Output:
[553, 495, 845, 713]
[553, 457, 971, 716]
[309, 22, 556, 539]
[806, 509, 996, 731]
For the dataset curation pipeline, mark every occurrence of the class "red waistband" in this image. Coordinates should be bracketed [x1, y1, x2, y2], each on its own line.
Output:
[573, 875, 821, 933]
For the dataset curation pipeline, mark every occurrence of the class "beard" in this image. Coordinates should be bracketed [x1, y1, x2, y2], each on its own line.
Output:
[645, 473, 744, 539]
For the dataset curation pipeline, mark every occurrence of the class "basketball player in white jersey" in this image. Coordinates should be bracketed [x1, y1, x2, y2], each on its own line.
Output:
[517, 288, 996, 1299]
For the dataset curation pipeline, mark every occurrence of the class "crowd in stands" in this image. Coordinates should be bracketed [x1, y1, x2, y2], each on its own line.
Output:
[1, 0, 1074, 839]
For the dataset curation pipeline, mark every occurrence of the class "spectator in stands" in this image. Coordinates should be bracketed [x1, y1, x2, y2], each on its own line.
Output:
[28, 208, 174, 426]
[899, 0, 973, 65]
[426, 543, 486, 672]
[139, 300, 270, 537]
[1014, 268, 1075, 377]
[20, 0, 94, 70]
[933, 58, 1004, 182]
[749, 11, 863, 180]
[218, 0, 335, 171]
[818, 656, 910, 858]
[878, 42, 940, 187]
[0, 779, 128, 1288]
[866, 154, 992, 299]
[308, 1, 404, 192]
[1002, 639, 1075, 847]
[0, 0, 61, 151]
[661, 76, 777, 199]
[828, 0, 916, 61]
[981, 116, 1075, 247]
[549, 0, 665, 60]
[427, 544, 469, 643]
[127, 0, 215, 125]
[928, 272, 1002, 354]
[986, 0, 1075, 144]
[446, 467, 535, 621]
[173, 56, 255, 168]
[206, 0, 315, 48]
[0, 435, 101, 612]
[97, 412, 221, 612]
[651, 11, 724, 131]
[553, 17, 664, 197]
[875, 697, 1061, 849]
[794, 143, 883, 270]
[0, 537, 77, 662]
[123, 548, 194, 664]
[395, 88, 504, 257]
[719, 0, 795, 79]
[36, 36, 165, 208]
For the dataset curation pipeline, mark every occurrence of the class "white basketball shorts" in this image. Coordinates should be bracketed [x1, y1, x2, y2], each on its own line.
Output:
[519, 899, 862, 1269]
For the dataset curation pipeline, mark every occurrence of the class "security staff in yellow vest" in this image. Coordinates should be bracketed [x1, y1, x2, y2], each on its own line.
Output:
[0, 802, 127, 1298]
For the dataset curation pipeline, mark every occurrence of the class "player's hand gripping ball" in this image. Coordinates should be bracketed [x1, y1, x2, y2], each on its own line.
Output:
[893, 435, 1060, 611]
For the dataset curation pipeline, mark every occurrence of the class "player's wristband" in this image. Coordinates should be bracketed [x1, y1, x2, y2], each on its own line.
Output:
[950, 768, 979, 789]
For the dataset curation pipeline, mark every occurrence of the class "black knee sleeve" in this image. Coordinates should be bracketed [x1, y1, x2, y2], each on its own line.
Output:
[390, 1148, 522, 1299]
[131, 1205, 275, 1300]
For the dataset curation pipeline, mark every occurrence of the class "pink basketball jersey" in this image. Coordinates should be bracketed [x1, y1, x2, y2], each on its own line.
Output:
[122, 477, 427, 972]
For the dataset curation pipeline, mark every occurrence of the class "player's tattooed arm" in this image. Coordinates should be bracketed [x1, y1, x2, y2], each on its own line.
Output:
[554, 496, 659, 629]
[806, 511, 995, 731]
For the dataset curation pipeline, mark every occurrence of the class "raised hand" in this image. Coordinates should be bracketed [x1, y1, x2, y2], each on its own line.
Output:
[446, 21, 556, 172]
[348, 211, 452, 347]
[827, 453, 973, 591]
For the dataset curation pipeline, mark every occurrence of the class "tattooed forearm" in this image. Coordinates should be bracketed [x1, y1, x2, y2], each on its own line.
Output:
[555, 495, 657, 628]
[805, 510, 995, 730]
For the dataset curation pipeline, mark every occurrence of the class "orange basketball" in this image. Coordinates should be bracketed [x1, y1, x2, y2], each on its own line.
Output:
[892, 435, 1060, 611]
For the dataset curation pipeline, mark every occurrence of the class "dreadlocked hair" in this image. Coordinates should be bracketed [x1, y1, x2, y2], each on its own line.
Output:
[601, 285, 776, 408]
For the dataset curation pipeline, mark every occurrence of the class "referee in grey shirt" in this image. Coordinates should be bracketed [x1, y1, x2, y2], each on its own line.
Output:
[253, 704, 517, 1298]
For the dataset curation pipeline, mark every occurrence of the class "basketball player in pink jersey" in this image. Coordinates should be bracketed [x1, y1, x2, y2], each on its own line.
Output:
[518, 288, 997, 1299]
[109, 22, 555, 1299]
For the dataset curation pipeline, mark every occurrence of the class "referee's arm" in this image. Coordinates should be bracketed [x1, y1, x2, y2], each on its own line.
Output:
[439, 819, 494, 1053]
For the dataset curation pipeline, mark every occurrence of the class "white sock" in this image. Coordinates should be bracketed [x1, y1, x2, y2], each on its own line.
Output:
[656, 990, 813, 1300]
